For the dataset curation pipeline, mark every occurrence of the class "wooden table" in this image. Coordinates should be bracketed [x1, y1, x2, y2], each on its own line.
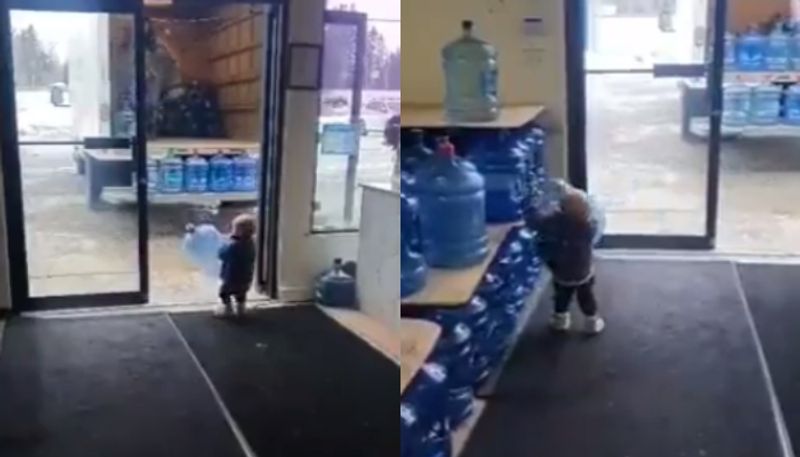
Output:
[400, 319, 441, 394]
[401, 224, 517, 308]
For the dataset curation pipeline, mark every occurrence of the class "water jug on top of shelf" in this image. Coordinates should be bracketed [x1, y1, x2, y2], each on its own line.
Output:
[791, 32, 800, 69]
[468, 131, 526, 223]
[737, 28, 767, 71]
[415, 137, 489, 268]
[315, 258, 357, 308]
[146, 159, 159, 193]
[184, 153, 209, 193]
[209, 153, 234, 192]
[785, 85, 800, 124]
[442, 20, 499, 122]
[159, 152, 184, 193]
[750, 85, 782, 125]
[766, 24, 791, 71]
[722, 85, 752, 127]
[233, 153, 258, 192]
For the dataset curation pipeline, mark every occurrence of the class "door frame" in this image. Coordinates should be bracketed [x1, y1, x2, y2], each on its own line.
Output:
[564, 0, 727, 250]
[0, 0, 148, 311]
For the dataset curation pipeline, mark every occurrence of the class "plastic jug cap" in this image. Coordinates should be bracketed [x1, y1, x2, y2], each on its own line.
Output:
[438, 140, 455, 158]
[462, 20, 473, 31]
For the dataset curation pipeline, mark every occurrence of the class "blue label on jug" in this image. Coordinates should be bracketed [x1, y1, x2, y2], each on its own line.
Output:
[483, 68, 498, 98]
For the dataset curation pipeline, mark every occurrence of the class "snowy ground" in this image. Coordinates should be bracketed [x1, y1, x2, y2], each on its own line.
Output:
[15, 89, 394, 304]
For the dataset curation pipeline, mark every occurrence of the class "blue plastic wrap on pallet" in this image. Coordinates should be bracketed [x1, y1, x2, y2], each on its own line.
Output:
[401, 403, 423, 457]
[430, 322, 475, 429]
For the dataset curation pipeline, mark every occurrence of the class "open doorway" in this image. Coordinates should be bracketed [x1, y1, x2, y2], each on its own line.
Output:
[0, 0, 285, 311]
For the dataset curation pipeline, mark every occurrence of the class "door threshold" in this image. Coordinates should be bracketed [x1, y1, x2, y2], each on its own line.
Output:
[21, 299, 285, 319]
[599, 249, 800, 264]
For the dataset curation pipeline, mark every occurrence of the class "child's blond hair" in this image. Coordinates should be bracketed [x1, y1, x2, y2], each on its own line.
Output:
[560, 185, 591, 222]
[232, 213, 256, 239]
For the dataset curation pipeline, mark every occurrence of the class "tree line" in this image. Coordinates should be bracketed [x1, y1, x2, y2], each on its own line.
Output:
[12, 25, 66, 89]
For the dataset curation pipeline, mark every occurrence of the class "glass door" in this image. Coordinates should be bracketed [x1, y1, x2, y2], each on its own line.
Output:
[0, 0, 148, 310]
[568, 0, 727, 249]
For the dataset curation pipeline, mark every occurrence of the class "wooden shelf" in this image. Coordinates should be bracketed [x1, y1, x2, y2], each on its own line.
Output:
[401, 223, 518, 308]
[400, 104, 545, 129]
[400, 319, 441, 394]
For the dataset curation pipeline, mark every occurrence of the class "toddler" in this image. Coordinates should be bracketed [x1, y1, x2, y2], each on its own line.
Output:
[530, 184, 605, 335]
[216, 213, 257, 318]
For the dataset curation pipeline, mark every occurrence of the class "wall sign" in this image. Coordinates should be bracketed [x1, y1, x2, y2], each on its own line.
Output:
[288, 43, 322, 90]
[321, 123, 360, 156]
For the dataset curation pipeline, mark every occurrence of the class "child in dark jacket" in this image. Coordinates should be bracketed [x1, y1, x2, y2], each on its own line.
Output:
[530, 184, 605, 335]
[216, 214, 257, 318]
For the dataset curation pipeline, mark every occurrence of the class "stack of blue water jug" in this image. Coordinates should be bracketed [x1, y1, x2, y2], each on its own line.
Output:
[150, 149, 259, 194]
[722, 84, 800, 127]
[400, 127, 547, 456]
[725, 21, 799, 72]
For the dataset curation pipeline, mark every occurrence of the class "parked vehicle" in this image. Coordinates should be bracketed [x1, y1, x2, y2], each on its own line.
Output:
[50, 82, 70, 107]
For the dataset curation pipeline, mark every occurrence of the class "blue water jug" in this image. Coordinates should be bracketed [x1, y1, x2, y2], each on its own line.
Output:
[722, 85, 751, 127]
[401, 195, 427, 298]
[724, 32, 737, 69]
[209, 153, 234, 192]
[431, 323, 474, 429]
[767, 26, 791, 71]
[315, 258, 358, 308]
[791, 33, 800, 69]
[416, 138, 489, 268]
[785, 86, 800, 124]
[442, 20, 499, 122]
[147, 159, 159, 193]
[184, 154, 209, 193]
[737, 29, 767, 71]
[468, 131, 526, 223]
[159, 154, 184, 193]
[182, 223, 223, 277]
[751, 85, 782, 125]
[233, 153, 258, 192]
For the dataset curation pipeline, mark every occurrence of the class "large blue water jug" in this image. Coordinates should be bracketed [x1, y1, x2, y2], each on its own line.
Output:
[315, 258, 358, 308]
[401, 194, 427, 298]
[750, 85, 782, 125]
[209, 153, 234, 192]
[182, 223, 223, 277]
[767, 26, 791, 71]
[737, 30, 767, 71]
[147, 159, 159, 193]
[159, 155, 184, 193]
[233, 154, 258, 192]
[791, 34, 800, 69]
[785, 86, 800, 124]
[416, 139, 488, 268]
[442, 20, 499, 122]
[184, 155, 209, 193]
[722, 85, 752, 127]
[468, 131, 526, 223]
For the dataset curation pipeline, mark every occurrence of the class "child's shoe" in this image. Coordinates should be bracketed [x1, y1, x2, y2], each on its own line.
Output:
[235, 303, 247, 318]
[584, 315, 606, 335]
[549, 312, 571, 332]
[213, 305, 233, 318]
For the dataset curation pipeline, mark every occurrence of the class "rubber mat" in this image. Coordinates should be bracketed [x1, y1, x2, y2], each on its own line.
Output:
[0, 314, 244, 457]
[170, 306, 397, 457]
[462, 259, 785, 457]
[737, 262, 800, 453]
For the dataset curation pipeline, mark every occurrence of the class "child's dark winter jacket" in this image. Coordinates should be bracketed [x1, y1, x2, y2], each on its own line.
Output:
[528, 210, 594, 285]
[218, 235, 256, 290]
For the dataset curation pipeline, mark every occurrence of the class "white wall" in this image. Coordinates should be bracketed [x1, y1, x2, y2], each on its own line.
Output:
[402, 0, 568, 177]
[276, 0, 360, 301]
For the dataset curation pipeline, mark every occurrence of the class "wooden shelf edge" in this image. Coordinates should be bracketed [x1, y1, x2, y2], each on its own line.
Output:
[400, 104, 546, 129]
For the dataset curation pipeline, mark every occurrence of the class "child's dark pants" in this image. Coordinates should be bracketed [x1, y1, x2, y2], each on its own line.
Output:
[553, 277, 598, 316]
[219, 284, 247, 310]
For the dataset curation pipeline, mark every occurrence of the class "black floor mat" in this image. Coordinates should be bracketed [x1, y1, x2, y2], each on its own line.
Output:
[463, 259, 784, 457]
[737, 262, 800, 452]
[170, 306, 397, 457]
[0, 314, 244, 457]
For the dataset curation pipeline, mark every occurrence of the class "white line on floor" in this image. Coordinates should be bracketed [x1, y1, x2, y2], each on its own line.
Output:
[599, 250, 800, 265]
[730, 262, 796, 457]
[165, 314, 257, 457]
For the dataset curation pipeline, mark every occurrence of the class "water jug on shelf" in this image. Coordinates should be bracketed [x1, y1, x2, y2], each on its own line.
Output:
[401, 194, 427, 298]
[750, 85, 782, 126]
[785, 85, 800, 124]
[442, 20, 499, 122]
[724, 32, 737, 69]
[184, 153, 209, 193]
[766, 24, 791, 71]
[722, 85, 752, 127]
[159, 152, 184, 193]
[315, 258, 358, 308]
[415, 137, 489, 269]
[209, 153, 234, 192]
[147, 159, 159, 193]
[233, 153, 258, 192]
[737, 28, 767, 71]
[468, 130, 526, 223]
